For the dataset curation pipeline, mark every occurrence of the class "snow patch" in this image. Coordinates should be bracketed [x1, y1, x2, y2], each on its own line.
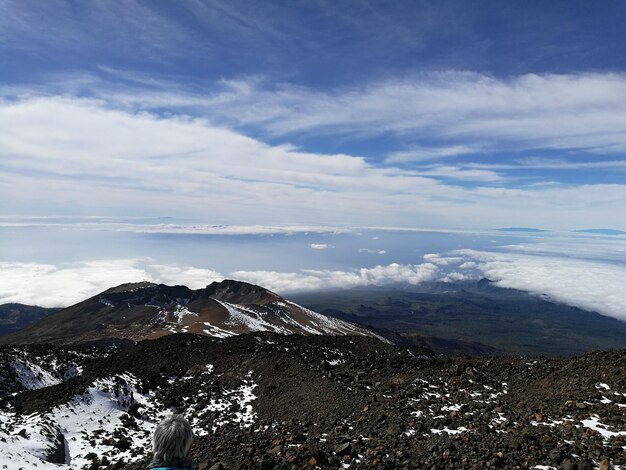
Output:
[203, 321, 238, 338]
[581, 416, 626, 439]
[11, 360, 62, 390]
[172, 305, 198, 324]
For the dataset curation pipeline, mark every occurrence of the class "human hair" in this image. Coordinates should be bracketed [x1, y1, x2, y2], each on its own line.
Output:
[151, 414, 194, 466]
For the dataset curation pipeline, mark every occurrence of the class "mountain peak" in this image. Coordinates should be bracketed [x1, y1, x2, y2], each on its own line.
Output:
[202, 279, 281, 305]
[0, 280, 379, 345]
[103, 282, 157, 294]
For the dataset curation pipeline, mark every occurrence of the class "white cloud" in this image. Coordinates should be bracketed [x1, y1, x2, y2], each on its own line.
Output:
[3, 95, 626, 229]
[459, 261, 477, 269]
[441, 249, 626, 322]
[3, 242, 626, 323]
[441, 271, 472, 282]
[423, 254, 464, 266]
[98, 71, 626, 154]
[385, 145, 480, 163]
[10, 71, 626, 155]
[0, 218, 351, 236]
[358, 248, 386, 255]
[466, 158, 626, 171]
[233, 262, 439, 293]
[412, 165, 504, 182]
[310, 243, 333, 250]
[0, 258, 440, 308]
[0, 260, 223, 308]
[498, 238, 626, 263]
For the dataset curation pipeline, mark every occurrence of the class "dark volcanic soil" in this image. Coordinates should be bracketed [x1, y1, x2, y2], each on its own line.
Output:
[2, 334, 625, 469]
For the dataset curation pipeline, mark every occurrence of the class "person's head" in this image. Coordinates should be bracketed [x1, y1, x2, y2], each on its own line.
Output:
[152, 414, 194, 465]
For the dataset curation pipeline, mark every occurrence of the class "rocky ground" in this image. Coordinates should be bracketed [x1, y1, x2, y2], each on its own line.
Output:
[0, 333, 624, 469]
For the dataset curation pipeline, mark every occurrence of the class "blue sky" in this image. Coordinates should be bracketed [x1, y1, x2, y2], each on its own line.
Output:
[2, 0, 626, 229]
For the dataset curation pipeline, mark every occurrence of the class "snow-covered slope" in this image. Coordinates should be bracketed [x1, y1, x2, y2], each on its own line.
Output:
[0, 344, 121, 396]
[0, 369, 259, 469]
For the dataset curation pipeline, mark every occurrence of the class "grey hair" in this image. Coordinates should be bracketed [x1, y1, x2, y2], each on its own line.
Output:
[151, 414, 194, 465]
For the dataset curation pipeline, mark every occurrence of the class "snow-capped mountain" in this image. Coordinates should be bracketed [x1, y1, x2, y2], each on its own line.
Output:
[0, 280, 381, 345]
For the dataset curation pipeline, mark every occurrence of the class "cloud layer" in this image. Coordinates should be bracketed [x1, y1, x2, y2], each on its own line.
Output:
[3, 247, 626, 323]
[0, 260, 223, 308]
[218, 73, 626, 154]
[429, 250, 626, 322]
[3, 95, 626, 229]
[53, 72, 626, 154]
[0, 259, 440, 308]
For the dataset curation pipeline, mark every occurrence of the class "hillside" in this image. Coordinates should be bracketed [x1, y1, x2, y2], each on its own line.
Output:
[0, 303, 59, 335]
[0, 334, 623, 469]
[290, 281, 626, 356]
[0, 280, 379, 345]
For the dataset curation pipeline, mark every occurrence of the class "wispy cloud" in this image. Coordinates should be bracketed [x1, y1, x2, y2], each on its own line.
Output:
[411, 165, 504, 182]
[465, 158, 626, 171]
[75, 71, 626, 155]
[358, 248, 387, 255]
[8, 71, 626, 155]
[3, 95, 626, 229]
[0, 0, 200, 61]
[385, 145, 480, 163]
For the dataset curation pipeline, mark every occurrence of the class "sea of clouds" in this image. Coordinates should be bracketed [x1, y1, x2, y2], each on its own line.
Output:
[2, 235, 626, 322]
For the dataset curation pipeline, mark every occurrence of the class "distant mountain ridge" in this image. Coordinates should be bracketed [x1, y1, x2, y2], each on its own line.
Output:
[0, 280, 381, 345]
[573, 228, 626, 235]
[0, 303, 59, 335]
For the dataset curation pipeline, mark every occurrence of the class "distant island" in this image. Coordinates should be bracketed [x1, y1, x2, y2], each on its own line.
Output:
[573, 229, 626, 235]
[496, 227, 547, 233]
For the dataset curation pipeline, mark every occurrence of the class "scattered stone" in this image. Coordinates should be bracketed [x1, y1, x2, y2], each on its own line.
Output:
[548, 448, 564, 464]
[0, 334, 624, 470]
[335, 442, 352, 456]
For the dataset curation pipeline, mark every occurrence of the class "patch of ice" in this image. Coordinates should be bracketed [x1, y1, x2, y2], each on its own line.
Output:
[581, 416, 626, 439]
